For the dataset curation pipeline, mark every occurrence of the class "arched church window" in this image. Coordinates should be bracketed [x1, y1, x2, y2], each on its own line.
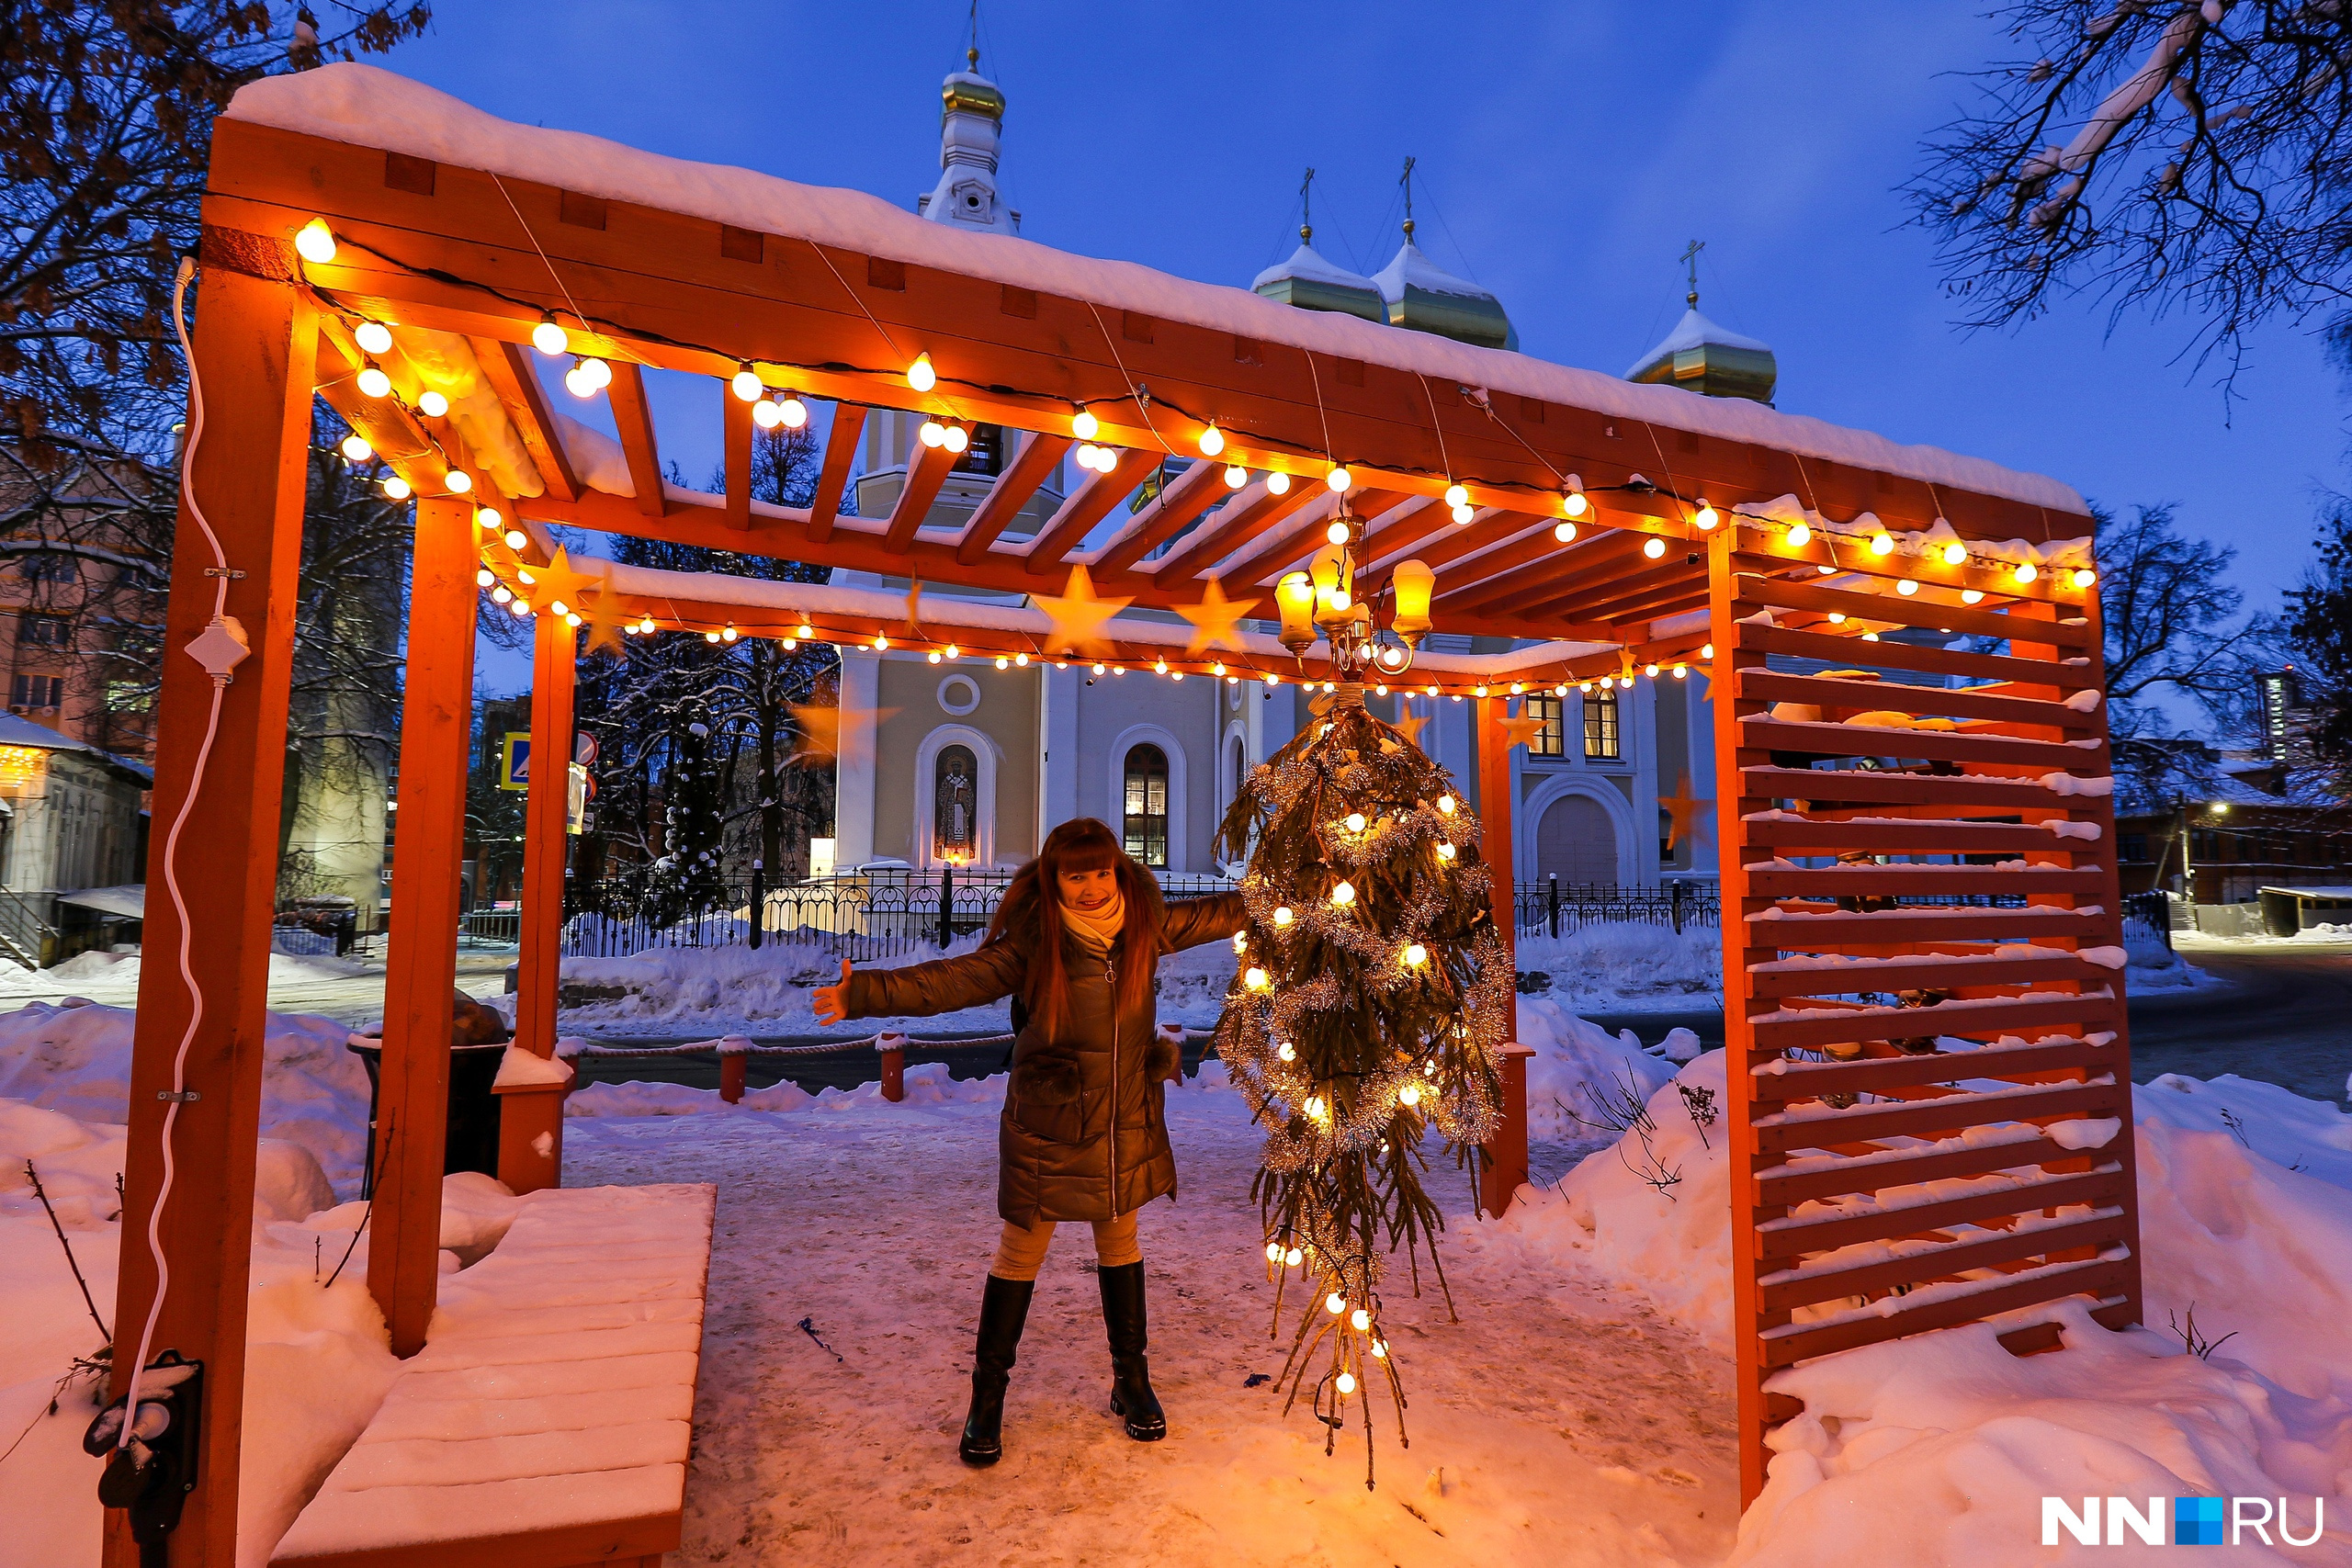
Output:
[1122, 744, 1170, 867]
[1229, 737, 1246, 804]
[933, 744, 978, 864]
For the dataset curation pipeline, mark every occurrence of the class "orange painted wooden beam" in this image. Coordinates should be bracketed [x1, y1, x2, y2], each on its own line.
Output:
[883, 434, 960, 553]
[956, 430, 1071, 564]
[1022, 446, 1161, 570]
[1149, 477, 1327, 583]
[1441, 530, 1645, 618]
[1217, 487, 1411, 590]
[371, 496, 480, 1358]
[107, 268, 315, 1568]
[1473, 694, 1524, 1221]
[722, 380, 753, 530]
[1355, 496, 1458, 570]
[1091, 454, 1237, 576]
[475, 336, 579, 501]
[503, 608, 576, 1194]
[605, 361, 665, 518]
[807, 403, 865, 543]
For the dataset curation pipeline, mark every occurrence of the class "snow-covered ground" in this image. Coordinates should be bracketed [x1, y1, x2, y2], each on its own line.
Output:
[0, 947, 514, 1027]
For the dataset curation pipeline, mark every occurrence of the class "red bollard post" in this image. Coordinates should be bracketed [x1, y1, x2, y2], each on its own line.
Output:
[1477, 1042, 1534, 1218]
[718, 1038, 748, 1105]
[878, 1032, 907, 1102]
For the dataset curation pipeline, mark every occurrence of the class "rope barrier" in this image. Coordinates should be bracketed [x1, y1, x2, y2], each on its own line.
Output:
[561, 1025, 1216, 1061]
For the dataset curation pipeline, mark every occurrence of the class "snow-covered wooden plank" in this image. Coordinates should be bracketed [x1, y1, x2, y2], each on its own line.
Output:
[1748, 1035, 2114, 1100]
[1748, 991, 2118, 1054]
[1735, 765, 2098, 813]
[1750, 1077, 2122, 1156]
[1752, 1127, 2083, 1208]
[1731, 623, 2099, 692]
[1754, 1163, 2126, 1262]
[1736, 669, 2098, 731]
[1758, 1258, 2134, 1368]
[272, 1182, 714, 1568]
[1728, 568, 2100, 649]
[1742, 863, 2106, 901]
[1741, 905, 2112, 951]
[1739, 716, 2106, 773]
[1743, 818, 2098, 856]
[1746, 949, 2116, 998]
[1758, 1207, 2131, 1314]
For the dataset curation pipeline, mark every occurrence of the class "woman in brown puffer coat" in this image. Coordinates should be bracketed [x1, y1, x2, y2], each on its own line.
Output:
[810, 817, 1243, 1467]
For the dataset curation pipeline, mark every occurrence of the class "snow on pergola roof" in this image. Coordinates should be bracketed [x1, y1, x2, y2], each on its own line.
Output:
[204, 63, 2098, 674]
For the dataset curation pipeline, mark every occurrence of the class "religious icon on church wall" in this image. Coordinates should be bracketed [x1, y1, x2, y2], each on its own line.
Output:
[934, 744, 978, 863]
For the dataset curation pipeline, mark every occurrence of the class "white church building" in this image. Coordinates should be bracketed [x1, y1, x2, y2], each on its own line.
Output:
[824, 53, 1759, 894]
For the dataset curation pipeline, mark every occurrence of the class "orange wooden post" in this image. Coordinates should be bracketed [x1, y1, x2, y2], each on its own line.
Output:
[1707, 528, 1773, 1505]
[370, 495, 479, 1358]
[1474, 694, 1529, 1218]
[499, 608, 576, 1192]
[107, 265, 315, 1568]
[878, 1032, 907, 1101]
[718, 1046, 747, 1104]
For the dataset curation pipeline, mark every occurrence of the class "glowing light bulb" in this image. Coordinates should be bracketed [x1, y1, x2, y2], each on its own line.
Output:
[1399, 1082, 1422, 1107]
[1869, 532, 1894, 557]
[1245, 966, 1270, 990]
[1266, 1242, 1284, 1263]
[1702, 642, 1715, 659]
[490, 584, 513, 604]
[548, 599, 571, 618]
[1326, 520, 1350, 546]
[502, 528, 526, 550]
[1818, 563, 1838, 576]
[564, 362, 596, 398]
[1336, 1371, 1357, 1395]
[582, 357, 612, 389]
[779, 395, 808, 428]
[920, 420, 947, 448]
[1437, 794, 1455, 815]
[797, 621, 814, 639]
[1436, 841, 1455, 862]
[1199, 423, 1225, 457]
[1071, 409, 1100, 439]
[1074, 441, 1100, 469]
[639, 617, 657, 634]
[1154, 659, 1170, 675]
[1351, 1308, 1372, 1332]
[752, 399, 782, 430]
[381, 474, 411, 501]
[352, 321, 393, 356]
[1694, 501, 1718, 530]
[1643, 536, 1666, 559]
[2014, 561, 2039, 584]
[1014, 652, 1029, 667]
[1092, 662, 1107, 675]
[355, 365, 391, 399]
[1264, 672, 1279, 685]
[1284, 1247, 1304, 1267]
[1272, 906, 1294, 927]
[1962, 588, 1985, 604]
[2073, 567, 2097, 588]
[532, 316, 568, 355]
[1277, 1042, 1296, 1062]
[1942, 542, 1968, 566]
[1266, 471, 1292, 495]
[338, 433, 371, 462]
[1645, 663, 1659, 677]
[724, 626, 741, 643]
[294, 219, 337, 264]
[1330, 881, 1355, 907]
[1232, 931, 1248, 954]
[944, 425, 970, 454]
[1447, 502, 1474, 524]
[475, 569, 496, 589]
[1564, 490, 1589, 519]
[1371, 1339, 1387, 1360]
[475, 506, 503, 529]
[1326, 1292, 1346, 1315]
[1327, 466, 1351, 491]
[1788, 522, 1813, 547]
[731, 365, 762, 401]
[446, 469, 473, 493]
[1826, 611, 1847, 626]
[415, 389, 448, 418]
[907, 353, 936, 392]
[926, 649, 941, 663]
[1224, 464, 1248, 489]
[1344, 812, 1366, 832]
[1404, 943, 1427, 966]
[1673, 663, 1688, 679]
[874, 634, 889, 650]
[510, 598, 531, 616]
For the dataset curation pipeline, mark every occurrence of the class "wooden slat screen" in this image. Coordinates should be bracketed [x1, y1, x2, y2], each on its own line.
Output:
[1708, 528, 2142, 1503]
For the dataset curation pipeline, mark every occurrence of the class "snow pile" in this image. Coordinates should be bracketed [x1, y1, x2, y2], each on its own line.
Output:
[566, 1061, 1006, 1119]
[0, 1098, 411, 1568]
[548, 933, 1001, 1038]
[0, 948, 372, 1001]
[1516, 995, 1682, 1139]
[1514, 921, 1722, 1009]
[1729, 1296, 2350, 1565]
[2120, 930, 2219, 991]
[0, 1001, 372, 1192]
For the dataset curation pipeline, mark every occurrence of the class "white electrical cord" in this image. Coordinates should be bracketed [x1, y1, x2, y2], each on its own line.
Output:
[116, 258, 243, 1445]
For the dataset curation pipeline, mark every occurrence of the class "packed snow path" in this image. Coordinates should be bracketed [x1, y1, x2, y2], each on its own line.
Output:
[563, 1085, 1740, 1565]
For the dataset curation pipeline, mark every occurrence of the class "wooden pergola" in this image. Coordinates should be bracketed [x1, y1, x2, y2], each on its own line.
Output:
[116, 64, 2140, 1564]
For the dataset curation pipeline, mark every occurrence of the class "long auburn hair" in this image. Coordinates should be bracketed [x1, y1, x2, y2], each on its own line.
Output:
[988, 818, 1165, 1040]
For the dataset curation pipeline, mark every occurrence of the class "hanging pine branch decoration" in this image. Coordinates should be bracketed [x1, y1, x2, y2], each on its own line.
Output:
[1213, 683, 1509, 1490]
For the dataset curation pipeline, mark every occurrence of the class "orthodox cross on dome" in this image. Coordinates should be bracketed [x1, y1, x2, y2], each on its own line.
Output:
[1680, 239, 1706, 308]
[1299, 166, 1317, 243]
[1399, 155, 1417, 241]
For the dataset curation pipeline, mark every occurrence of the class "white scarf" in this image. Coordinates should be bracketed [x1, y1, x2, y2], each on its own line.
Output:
[1061, 887, 1126, 953]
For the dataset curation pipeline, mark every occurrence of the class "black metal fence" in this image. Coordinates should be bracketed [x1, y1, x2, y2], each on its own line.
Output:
[1513, 879, 1719, 938]
[548, 866, 1241, 962]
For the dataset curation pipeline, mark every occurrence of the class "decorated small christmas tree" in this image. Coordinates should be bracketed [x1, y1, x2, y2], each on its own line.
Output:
[1213, 684, 1510, 1488]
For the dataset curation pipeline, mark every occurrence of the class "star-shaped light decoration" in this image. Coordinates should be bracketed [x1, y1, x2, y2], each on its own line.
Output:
[1173, 576, 1257, 654]
[1659, 773, 1713, 850]
[1032, 565, 1131, 660]
[905, 578, 924, 636]
[1497, 699, 1551, 753]
[789, 694, 900, 770]
[526, 546, 595, 620]
[1395, 703, 1429, 749]
[574, 560, 628, 657]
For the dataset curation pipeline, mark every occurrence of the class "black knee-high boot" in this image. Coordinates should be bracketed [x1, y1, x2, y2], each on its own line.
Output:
[1096, 1260, 1166, 1441]
[961, 1274, 1034, 1466]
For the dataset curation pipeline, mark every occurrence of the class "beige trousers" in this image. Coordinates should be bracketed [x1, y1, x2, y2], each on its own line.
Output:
[989, 1213, 1141, 1281]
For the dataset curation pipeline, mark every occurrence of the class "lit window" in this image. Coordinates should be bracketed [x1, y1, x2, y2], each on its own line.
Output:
[1122, 744, 1170, 867]
[1583, 689, 1621, 761]
[1525, 695, 1565, 758]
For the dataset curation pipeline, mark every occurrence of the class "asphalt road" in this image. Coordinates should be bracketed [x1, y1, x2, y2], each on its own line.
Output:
[574, 945, 2352, 1106]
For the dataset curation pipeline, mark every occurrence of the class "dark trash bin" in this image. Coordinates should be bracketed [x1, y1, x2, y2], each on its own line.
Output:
[346, 991, 513, 1194]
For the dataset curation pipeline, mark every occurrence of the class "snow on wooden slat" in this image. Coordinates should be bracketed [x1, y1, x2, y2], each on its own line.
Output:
[1741, 865, 2107, 901]
[1728, 567, 2101, 649]
[1750, 993, 2120, 1055]
[1734, 670, 2100, 731]
[1758, 1208, 2131, 1314]
[1745, 951, 2118, 998]
[1738, 716, 2107, 773]
[1732, 623, 2102, 692]
[1758, 1260, 2136, 1368]
[1751, 1078, 2123, 1156]
[1752, 1128, 2083, 1207]
[1747, 1037, 2114, 1100]
[1754, 1164, 2127, 1262]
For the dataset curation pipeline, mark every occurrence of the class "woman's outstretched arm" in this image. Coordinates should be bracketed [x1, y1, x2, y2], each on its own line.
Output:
[1160, 890, 1246, 951]
[815, 938, 1029, 1022]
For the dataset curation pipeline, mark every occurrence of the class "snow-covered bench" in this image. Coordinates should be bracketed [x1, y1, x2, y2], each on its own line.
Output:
[271, 1182, 716, 1568]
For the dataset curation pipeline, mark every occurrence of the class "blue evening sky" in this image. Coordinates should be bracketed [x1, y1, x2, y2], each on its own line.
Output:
[401, 3, 2344, 700]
